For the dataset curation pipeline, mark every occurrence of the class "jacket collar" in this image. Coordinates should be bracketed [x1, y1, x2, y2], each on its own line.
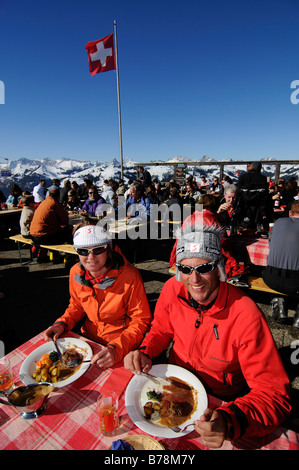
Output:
[75, 251, 124, 290]
[177, 280, 228, 316]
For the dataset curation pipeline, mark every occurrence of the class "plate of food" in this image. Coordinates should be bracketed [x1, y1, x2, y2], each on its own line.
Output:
[19, 337, 93, 388]
[125, 364, 208, 438]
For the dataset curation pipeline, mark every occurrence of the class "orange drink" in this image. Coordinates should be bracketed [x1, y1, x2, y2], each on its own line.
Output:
[0, 358, 14, 394]
[98, 391, 119, 435]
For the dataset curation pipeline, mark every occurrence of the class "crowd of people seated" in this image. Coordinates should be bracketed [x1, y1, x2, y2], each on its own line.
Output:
[1, 166, 298, 269]
[1, 165, 298, 227]
[1, 164, 298, 446]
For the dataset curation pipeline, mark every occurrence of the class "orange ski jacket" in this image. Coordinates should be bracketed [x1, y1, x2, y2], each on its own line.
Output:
[30, 196, 69, 237]
[55, 252, 152, 363]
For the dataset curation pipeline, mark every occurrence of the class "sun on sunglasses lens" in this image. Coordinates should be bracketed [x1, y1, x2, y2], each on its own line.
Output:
[176, 261, 216, 275]
[77, 246, 107, 256]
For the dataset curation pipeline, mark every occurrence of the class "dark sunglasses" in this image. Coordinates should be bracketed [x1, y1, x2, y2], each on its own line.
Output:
[76, 245, 107, 256]
[176, 260, 217, 275]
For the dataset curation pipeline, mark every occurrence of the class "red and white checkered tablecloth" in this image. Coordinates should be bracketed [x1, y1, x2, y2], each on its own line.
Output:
[231, 237, 270, 267]
[0, 331, 298, 450]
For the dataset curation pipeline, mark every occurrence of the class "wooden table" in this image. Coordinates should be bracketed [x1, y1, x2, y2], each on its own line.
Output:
[0, 208, 22, 216]
[230, 236, 269, 266]
[0, 331, 298, 451]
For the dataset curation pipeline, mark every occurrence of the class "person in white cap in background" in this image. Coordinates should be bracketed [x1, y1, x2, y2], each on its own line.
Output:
[124, 222, 291, 448]
[45, 221, 152, 369]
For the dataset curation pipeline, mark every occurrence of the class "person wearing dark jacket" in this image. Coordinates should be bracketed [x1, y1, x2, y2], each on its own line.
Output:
[166, 187, 183, 208]
[237, 162, 269, 230]
[59, 180, 71, 205]
[263, 200, 299, 327]
[137, 166, 152, 190]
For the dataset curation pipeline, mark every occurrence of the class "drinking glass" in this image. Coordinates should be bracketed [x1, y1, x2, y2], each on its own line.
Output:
[269, 223, 274, 233]
[98, 391, 119, 436]
[0, 358, 14, 394]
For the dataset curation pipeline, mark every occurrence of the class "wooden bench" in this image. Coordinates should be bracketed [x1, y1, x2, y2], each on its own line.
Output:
[168, 266, 285, 296]
[246, 276, 286, 295]
[9, 234, 77, 265]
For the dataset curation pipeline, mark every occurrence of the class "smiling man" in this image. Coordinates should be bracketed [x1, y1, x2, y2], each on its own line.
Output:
[124, 222, 291, 448]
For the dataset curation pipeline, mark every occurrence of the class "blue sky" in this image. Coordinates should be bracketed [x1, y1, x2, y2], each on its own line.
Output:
[0, 0, 299, 164]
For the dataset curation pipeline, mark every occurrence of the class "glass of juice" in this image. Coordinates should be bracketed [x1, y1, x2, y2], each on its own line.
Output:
[98, 391, 119, 436]
[0, 358, 14, 394]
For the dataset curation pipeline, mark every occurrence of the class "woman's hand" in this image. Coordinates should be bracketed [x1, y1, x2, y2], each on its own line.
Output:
[44, 324, 65, 342]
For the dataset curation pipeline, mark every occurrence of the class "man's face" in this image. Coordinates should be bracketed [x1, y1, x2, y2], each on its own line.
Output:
[179, 257, 220, 304]
[130, 187, 140, 199]
[225, 191, 237, 206]
[130, 186, 136, 197]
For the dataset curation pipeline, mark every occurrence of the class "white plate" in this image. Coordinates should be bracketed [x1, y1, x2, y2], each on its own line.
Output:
[19, 337, 93, 388]
[125, 364, 208, 438]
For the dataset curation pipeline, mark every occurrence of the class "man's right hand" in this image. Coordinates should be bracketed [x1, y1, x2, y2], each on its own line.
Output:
[124, 350, 152, 374]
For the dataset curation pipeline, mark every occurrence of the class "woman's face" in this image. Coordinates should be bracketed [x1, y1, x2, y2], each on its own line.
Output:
[78, 246, 108, 277]
[88, 189, 98, 200]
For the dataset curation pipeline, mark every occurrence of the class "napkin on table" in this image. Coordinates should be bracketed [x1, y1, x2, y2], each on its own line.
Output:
[111, 439, 134, 450]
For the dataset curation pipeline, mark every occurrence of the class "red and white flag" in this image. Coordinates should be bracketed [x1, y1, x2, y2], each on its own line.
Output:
[85, 34, 116, 75]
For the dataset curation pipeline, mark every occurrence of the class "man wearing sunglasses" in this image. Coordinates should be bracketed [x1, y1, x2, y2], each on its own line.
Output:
[124, 223, 290, 448]
[45, 222, 151, 369]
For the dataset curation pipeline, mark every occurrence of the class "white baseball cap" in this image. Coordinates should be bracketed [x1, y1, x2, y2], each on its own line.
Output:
[73, 225, 112, 249]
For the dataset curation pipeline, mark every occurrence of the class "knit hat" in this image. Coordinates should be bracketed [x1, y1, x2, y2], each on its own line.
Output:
[176, 223, 226, 282]
[73, 225, 112, 249]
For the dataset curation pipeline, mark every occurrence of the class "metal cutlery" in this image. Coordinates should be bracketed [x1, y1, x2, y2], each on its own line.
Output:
[170, 423, 195, 433]
[136, 371, 170, 385]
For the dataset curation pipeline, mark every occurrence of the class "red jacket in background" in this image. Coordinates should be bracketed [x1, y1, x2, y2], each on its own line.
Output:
[169, 210, 247, 278]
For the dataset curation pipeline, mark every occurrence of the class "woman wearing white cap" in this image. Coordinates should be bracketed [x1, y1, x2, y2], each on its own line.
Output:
[45, 222, 151, 368]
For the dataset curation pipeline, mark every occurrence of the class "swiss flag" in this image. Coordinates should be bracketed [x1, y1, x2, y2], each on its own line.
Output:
[85, 34, 116, 75]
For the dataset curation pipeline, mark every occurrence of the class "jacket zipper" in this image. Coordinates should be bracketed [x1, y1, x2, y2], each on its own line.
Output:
[213, 323, 219, 340]
[195, 311, 201, 328]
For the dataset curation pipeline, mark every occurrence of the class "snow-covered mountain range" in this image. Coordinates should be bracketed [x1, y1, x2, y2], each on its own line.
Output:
[0, 155, 298, 197]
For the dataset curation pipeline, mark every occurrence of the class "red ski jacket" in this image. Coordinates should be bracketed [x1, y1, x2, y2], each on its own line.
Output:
[141, 278, 291, 439]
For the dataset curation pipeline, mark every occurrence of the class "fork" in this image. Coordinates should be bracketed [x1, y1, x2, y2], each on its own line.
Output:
[170, 423, 195, 433]
[52, 339, 63, 361]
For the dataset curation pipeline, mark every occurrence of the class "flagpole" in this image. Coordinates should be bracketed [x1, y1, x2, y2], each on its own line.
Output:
[114, 20, 123, 179]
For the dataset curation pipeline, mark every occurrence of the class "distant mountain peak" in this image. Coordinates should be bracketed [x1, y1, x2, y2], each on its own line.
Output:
[0, 156, 296, 197]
